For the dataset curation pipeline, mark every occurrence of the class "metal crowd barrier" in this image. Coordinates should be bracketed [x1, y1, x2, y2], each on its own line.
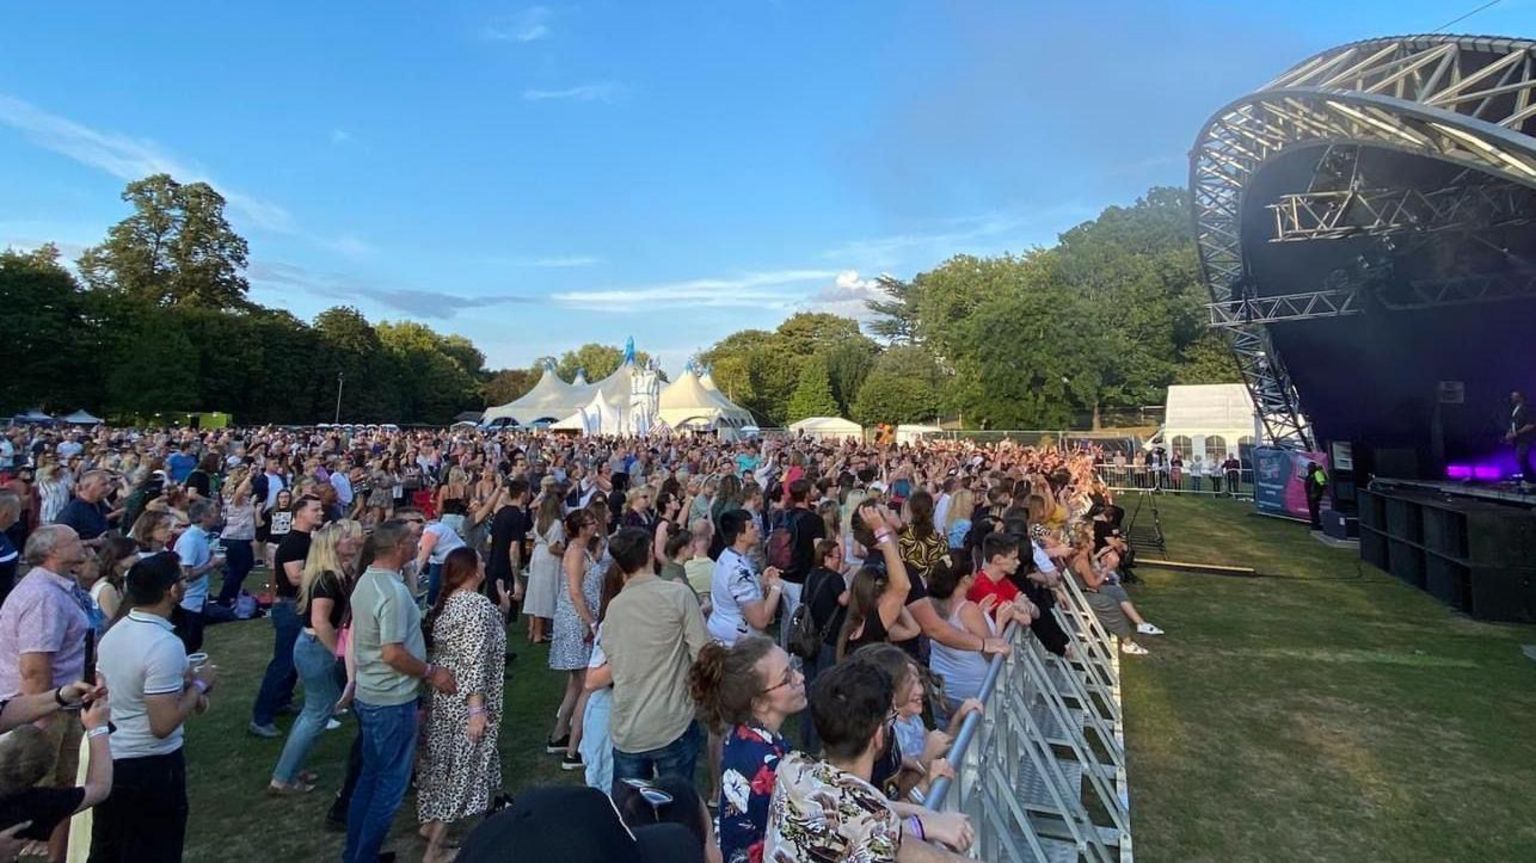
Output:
[1098, 465, 1253, 498]
[925, 580, 1133, 861]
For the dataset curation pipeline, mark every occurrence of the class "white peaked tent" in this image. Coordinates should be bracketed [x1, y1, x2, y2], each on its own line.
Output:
[657, 372, 753, 430]
[483, 367, 587, 426]
[789, 416, 864, 442]
[553, 389, 627, 435]
[61, 409, 104, 425]
[1157, 384, 1261, 459]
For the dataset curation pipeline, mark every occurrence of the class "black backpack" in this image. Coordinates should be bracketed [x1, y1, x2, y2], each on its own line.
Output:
[787, 569, 839, 661]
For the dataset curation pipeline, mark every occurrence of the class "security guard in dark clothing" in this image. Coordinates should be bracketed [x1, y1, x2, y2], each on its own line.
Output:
[1305, 461, 1328, 530]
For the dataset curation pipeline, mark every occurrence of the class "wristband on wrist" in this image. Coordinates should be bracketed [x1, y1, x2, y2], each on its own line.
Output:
[906, 815, 926, 841]
[192, 679, 209, 695]
[468, 706, 487, 716]
[423, 663, 436, 680]
[86, 726, 111, 739]
[54, 687, 69, 707]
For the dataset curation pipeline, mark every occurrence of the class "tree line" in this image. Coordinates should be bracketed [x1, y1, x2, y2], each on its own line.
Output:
[3, 175, 1237, 428]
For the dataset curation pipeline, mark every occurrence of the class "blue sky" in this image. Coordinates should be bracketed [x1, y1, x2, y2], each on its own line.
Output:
[2, 1, 1530, 374]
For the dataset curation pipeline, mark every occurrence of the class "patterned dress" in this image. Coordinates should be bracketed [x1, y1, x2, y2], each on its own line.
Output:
[719, 723, 790, 863]
[549, 547, 605, 671]
[765, 752, 901, 862]
[418, 590, 505, 824]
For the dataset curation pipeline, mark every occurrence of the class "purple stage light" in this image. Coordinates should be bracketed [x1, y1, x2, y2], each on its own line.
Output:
[1446, 464, 1473, 480]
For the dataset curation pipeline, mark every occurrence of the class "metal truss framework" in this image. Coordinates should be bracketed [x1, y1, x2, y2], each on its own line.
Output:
[1190, 35, 1536, 449]
[1207, 269, 1536, 326]
[1268, 181, 1536, 241]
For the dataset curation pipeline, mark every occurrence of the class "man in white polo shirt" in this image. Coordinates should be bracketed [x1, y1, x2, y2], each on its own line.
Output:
[91, 552, 218, 863]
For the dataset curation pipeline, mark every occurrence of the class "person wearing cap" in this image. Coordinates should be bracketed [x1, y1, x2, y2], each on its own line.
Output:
[91, 552, 218, 863]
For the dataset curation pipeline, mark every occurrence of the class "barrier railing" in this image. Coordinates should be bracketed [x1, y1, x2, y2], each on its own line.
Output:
[1098, 465, 1254, 497]
[925, 580, 1132, 861]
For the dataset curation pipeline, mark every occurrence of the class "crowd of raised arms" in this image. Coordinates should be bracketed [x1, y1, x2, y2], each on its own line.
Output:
[0, 423, 1163, 863]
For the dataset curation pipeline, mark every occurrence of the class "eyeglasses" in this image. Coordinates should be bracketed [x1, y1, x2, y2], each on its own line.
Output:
[759, 666, 802, 695]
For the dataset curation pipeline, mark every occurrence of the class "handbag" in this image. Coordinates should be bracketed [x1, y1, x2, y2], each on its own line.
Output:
[787, 570, 838, 661]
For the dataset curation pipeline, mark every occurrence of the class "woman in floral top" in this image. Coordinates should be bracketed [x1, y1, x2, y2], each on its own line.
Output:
[688, 635, 806, 863]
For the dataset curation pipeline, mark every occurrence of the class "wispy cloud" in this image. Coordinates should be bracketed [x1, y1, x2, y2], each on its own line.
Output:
[485, 254, 602, 269]
[249, 261, 535, 318]
[315, 233, 376, 259]
[552, 269, 838, 312]
[482, 6, 552, 43]
[330, 128, 353, 145]
[0, 92, 295, 233]
[823, 206, 1095, 270]
[522, 82, 622, 103]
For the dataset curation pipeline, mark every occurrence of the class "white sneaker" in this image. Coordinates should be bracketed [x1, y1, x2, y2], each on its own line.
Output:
[325, 718, 342, 731]
[1136, 623, 1164, 636]
[1120, 641, 1149, 656]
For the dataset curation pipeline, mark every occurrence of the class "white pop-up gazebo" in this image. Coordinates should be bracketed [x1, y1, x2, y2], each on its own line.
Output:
[788, 416, 863, 442]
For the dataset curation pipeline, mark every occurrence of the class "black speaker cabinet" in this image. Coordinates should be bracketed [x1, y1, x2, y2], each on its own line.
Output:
[1467, 567, 1536, 623]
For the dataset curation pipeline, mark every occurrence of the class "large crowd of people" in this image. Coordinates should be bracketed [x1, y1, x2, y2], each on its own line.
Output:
[0, 422, 1160, 863]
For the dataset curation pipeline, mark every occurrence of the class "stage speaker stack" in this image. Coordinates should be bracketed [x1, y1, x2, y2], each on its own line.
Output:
[1358, 484, 1536, 622]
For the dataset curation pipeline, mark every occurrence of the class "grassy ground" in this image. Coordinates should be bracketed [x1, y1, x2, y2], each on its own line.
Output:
[1124, 495, 1536, 862]
[180, 495, 1536, 862]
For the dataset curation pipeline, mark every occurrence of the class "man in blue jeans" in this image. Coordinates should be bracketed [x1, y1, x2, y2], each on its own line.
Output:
[344, 519, 457, 863]
[250, 496, 322, 737]
[600, 528, 710, 790]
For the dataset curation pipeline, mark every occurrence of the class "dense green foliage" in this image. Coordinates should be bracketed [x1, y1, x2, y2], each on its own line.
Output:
[696, 186, 1237, 428]
[6, 176, 1237, 427]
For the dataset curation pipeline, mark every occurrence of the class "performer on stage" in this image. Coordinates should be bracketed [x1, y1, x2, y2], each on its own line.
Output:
[1508, 390, 1535, 491]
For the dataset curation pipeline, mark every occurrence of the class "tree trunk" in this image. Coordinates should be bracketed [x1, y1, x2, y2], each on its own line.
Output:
[1092, 400, 1102, 431]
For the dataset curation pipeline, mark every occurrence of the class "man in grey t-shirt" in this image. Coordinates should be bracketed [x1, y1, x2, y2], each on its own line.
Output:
[343, 519, 457, 863]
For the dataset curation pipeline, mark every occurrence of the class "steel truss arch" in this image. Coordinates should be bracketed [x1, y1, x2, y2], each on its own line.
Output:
[1189, 34, 1536, 450]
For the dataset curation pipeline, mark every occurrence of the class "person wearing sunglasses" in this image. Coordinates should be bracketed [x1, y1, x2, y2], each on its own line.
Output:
[688, 635, 804, 863]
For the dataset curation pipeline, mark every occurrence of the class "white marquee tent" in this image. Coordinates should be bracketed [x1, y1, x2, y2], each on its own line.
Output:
[61, 409, 104, 425]
[789, 416, 863, 442]
[1157, 384, 1261, 462]
[657, 372, 753, 431]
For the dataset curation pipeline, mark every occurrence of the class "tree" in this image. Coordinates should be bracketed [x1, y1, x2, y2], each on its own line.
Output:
[78, 174, 250, 309]
[774, 312, 863, 357]
[0, 245, 95, 412]
[786, 356, 840, 422]
[377, 321, 481, 424]
[554, 343, 658, 383]
[1174, 332, 1241, 384]
[865, 274, 922, 343]
[821, 336, 878, 416]
[851, 371, 940, 427]
[484, 368, 539, 407]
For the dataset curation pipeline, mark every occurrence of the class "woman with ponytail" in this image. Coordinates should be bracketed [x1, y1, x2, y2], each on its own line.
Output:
[688, 635, 806, 863]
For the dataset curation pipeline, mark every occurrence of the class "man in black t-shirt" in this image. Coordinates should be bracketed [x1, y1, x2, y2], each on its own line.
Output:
[250, 495, 322, 737]
[776, 479, 825, 652]
[487, 480, 531, 612]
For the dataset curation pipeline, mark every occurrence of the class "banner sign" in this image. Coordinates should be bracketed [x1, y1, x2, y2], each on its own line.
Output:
[1254, 446, 1329, 520]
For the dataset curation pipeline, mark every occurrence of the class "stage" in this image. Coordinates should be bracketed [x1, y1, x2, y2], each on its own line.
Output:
[1370, 477, 1536, 510]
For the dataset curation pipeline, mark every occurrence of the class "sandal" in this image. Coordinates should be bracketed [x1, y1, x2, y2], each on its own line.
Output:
[298, 770, 320, 784]
[266, 780, 317, 796]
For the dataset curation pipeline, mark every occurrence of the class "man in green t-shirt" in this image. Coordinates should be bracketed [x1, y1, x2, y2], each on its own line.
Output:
[343, 519, 458, 863]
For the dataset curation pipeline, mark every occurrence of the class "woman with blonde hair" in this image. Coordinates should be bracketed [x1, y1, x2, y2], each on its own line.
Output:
[129, 511, 175, 557]
[523, 489, 565, 644]
[269, 519, 363, 793]
[435, 465, 471, 537]
[945, 488, 975, 550]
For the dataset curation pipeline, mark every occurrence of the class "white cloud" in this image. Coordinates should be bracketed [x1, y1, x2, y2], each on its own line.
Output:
[552, 269, 838, 312]
[330, 128, 353, 145]
[0, 92, 295, 233]
[801, 269, 888, 320]
[483, 7, 552, 43]
[522, 82, 622, 103]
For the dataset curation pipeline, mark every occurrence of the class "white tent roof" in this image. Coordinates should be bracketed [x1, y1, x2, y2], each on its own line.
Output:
[1163, 384, 1256, 434]
[789, 416, 863, 440]
[657, 372, 753, 429]
[12, 409, 53, 423]
[553, 389, 626, 434]
[483, 368, 587, 426]
[61, 409, 104, 425]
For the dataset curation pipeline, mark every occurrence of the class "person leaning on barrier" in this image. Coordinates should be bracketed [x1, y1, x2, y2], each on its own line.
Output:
[765, 661, 975, 862]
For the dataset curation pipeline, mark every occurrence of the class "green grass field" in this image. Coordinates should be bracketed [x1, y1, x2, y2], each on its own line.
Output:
[180, 495, 1536, 862]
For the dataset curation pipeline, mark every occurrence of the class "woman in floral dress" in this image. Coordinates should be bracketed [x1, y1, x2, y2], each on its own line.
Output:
[418, 546, 505, 863]
[547, 508, 606, 771]
[688, 635, 807, 863]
